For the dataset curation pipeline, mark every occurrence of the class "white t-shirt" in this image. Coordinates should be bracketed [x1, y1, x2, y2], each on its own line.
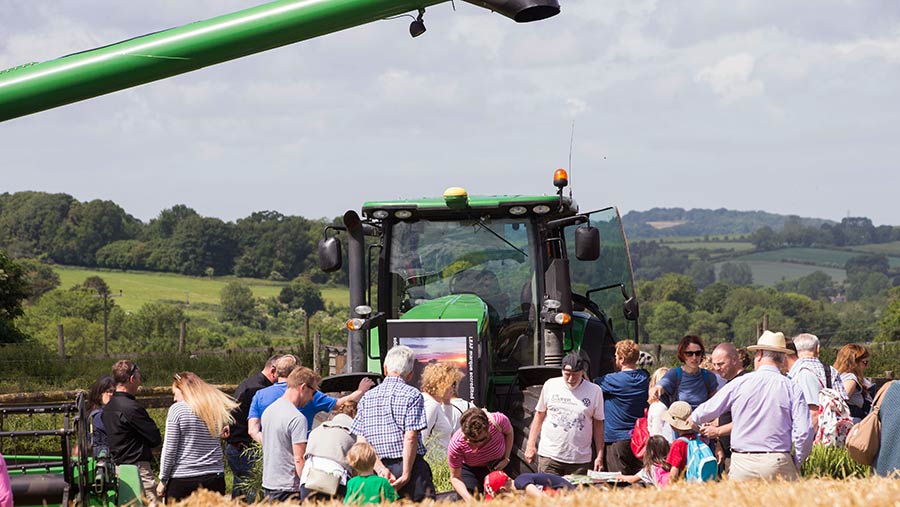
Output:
[535, 377, 605, 464]
[647, 401, 675, 443]
[422, 394, 454, 461]
[449, 398, 475, 430]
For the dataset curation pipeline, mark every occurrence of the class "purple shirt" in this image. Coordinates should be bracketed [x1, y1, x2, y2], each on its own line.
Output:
[691, 365, 813, 466]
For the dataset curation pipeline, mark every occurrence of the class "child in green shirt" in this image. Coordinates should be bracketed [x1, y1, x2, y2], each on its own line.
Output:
[343, 442, 398, 505]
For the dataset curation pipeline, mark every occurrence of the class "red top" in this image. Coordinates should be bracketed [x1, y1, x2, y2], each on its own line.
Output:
[666, 433, 698, 470]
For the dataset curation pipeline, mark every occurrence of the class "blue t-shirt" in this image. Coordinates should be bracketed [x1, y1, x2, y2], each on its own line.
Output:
[248, 382, 337, 434]
[656, 367, 723, 410]
[595, 369, 650, 442]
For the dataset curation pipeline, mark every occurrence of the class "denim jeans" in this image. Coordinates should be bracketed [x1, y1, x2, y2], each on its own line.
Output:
[226, 443, 257, 501]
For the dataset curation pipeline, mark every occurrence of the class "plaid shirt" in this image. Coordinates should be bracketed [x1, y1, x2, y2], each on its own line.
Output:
[350, 375, 427, 459]
[788, 357, 849, 400]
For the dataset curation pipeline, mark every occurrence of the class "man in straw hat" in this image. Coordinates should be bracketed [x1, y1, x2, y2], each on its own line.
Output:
[689, 331, 813, 481]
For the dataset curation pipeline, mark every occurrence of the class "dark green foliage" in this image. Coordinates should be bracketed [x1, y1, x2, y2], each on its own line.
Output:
[278, 276, 326, 316]
[775, 271, 835, 300]
[630, 241, 692, 280]
[846, 254, 891, 276]
[220, 281, 262, 327]
[687, 260, 716, 289]
[847, 272, 891, 301]
[695, 282, 733, 314]
[877, 288, 900, 343]
[718, 262, 753, 286]
[121, 302, 186, 352]
[81, 275, 110, 295]
[0, 193, 334, 279]
[15, 258, 60, 302]
[0, 251, 30, 342]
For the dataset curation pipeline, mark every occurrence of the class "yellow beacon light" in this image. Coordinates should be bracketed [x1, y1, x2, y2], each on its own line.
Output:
[443, 187, 469, 209]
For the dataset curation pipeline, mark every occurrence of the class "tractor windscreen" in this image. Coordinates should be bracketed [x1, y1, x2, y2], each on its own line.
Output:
[389, 218, 535, 323]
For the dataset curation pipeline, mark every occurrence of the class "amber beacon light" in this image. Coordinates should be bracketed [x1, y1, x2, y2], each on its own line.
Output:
[553, 169, 569, 188]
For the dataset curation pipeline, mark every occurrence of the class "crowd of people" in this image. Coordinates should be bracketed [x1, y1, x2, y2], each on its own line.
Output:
[81, 334, 899, 505]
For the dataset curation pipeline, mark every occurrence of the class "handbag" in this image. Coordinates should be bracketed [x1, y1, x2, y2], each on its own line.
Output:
[846, 380, 895, 466]
[305, 467, 341, 496]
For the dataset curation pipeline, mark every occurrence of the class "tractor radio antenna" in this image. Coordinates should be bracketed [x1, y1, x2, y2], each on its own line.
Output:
[568, 120, 575, 199]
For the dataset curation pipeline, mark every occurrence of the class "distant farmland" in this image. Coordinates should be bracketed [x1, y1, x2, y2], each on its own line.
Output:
[54, 266, 349, 313]
[717, 260, 848, 286]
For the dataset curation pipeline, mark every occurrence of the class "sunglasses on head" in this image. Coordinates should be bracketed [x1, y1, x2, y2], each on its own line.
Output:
[684, 350, 704, 357]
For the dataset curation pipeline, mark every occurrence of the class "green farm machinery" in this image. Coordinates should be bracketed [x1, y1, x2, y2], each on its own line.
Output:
[0, 0, 634, 489]
[1, 394, 142, 507]
[318, 170, 639, 472]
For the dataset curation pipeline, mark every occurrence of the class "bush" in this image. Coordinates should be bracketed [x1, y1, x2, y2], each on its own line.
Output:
[800, 444, 871, 479]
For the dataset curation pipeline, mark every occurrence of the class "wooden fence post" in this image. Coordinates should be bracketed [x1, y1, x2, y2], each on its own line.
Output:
[57, 324, 65, 361]
[179, 321, 187, 353]
[313, 332, 321, 374]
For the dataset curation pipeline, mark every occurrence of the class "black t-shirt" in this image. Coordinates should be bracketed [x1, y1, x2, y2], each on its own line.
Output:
[719, 370, 747, 456]
[227, 372, 272, 445]
[102, 392, 161, 464]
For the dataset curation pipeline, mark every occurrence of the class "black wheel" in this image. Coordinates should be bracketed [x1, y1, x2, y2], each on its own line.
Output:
[74, 392, 91, 504]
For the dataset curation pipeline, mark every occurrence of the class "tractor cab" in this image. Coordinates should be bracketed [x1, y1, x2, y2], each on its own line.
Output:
[319, 170, 638, 409]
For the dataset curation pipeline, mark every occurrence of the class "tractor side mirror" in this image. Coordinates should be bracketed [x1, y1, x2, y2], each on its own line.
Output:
[575, 226, 600, 261]
[623, 296, 639, 321]
[318, 237, 342, 272]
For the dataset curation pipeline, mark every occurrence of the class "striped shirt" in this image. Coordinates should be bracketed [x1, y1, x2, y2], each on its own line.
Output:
[159, 401, 224, 481]
[350, 376, 427, 459]
[447, 412, 510, 469]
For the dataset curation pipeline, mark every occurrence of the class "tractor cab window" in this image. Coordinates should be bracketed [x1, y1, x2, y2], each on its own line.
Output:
[389, 218, 537, 367]
[565, 207, 638, 342]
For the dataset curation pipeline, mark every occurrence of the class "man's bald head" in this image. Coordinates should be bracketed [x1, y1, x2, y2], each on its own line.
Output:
[711, 343, 743, 381]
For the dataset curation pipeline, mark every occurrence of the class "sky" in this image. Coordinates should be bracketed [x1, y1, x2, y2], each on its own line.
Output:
[1, 1, 899, 226]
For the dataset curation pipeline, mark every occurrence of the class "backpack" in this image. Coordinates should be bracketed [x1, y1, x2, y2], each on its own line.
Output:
[630, 408, 650, 459]
[661, 367, 717, 406]
[811, 361, 854, 448]
[677, 435, 717, 483]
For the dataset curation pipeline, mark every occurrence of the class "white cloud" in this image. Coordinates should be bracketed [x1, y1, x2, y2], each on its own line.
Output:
[1, 0, 900, 225]
[695, 53, 764, 103]
[836, 34, 900, 62]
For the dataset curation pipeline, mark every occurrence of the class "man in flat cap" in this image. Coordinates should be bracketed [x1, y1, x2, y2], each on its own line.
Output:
[525, 350, 605, 475]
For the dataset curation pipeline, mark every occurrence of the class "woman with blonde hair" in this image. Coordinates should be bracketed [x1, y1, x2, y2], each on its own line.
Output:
[419, 362, 465, 460]
[834, 343, 874, 421]
[157, 372, 239, 502]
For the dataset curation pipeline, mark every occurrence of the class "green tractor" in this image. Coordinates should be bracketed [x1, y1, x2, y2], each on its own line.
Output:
[1, 394, 143, 507]
[318, 169, 638, 472]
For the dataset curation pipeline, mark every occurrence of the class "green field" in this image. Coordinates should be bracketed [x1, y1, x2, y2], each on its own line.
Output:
[732, 247, 860, 267]
[848, 240, 900, 256]
[663, 241, 756, 252]
[55, 266, 349, 313]
[717, 260, 847, 287]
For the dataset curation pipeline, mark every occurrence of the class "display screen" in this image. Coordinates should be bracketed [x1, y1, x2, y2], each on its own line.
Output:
[388, 319, 480, 405]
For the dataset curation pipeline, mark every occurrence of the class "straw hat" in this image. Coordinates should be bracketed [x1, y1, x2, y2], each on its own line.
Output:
[662, 401, 694, 432]
[747, 330, 793, 354]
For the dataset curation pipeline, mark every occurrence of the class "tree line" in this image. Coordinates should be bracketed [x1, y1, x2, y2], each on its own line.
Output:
[749, 216, 900, 249]
[0, 192, 344, 282]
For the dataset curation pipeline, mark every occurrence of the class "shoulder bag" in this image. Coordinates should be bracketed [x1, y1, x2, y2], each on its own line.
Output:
[846, 380, 895, 466]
